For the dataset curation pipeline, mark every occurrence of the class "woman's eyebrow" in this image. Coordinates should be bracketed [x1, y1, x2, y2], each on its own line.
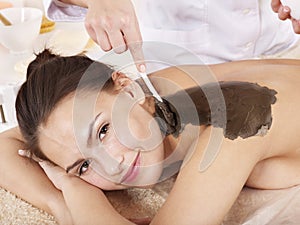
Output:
[66, 112, 103, 173]
[87, 112, 102, 147]
[66, 158, 85, 173]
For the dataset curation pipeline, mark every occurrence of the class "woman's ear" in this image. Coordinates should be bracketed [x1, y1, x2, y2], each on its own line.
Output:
[112, 71, 145, 104]
[112, 71, 131, 90]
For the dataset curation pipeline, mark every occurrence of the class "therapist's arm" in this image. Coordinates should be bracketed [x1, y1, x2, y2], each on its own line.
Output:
[58, 0, 145, 72]
[271, 0, 300, 34]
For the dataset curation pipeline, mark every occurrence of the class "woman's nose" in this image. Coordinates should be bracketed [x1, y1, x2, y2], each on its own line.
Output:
[105, 155, 124, 176]
[88, 147, 124, 177]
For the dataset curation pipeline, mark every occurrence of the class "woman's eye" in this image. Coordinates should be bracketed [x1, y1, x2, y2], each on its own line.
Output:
[79, 160, 90, 176]
[98, 124, 109, 141]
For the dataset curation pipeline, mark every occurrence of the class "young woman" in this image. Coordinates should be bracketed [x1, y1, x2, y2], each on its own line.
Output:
[1, 50, 300, 225]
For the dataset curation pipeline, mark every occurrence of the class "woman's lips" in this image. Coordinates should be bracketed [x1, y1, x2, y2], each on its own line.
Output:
[121, 152, 140, 184]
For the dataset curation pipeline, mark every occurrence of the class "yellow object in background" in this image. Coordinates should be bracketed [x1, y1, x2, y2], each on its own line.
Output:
[40, 16, 55, 34]
[0, 1, 13, 9]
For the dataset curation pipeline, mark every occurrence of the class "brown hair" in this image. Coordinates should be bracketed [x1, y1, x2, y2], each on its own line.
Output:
[16, 50, 115, 160]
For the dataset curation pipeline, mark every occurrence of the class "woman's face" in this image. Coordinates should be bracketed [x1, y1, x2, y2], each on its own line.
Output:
[39, 80, 165, 190]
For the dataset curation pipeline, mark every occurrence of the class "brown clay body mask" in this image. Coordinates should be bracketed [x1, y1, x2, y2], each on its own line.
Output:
[155, 81, 277, 140]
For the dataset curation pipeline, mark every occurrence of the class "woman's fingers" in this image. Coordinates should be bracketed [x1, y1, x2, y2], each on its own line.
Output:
[38, 160, 55, 171]
[39, 161, 67, 190]
[18, 149, 30, 158]
[18, 149, 42, 162]
[18, 149, 67, 190]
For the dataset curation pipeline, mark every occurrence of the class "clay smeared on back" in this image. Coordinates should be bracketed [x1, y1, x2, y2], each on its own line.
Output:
[155, 81, 277, 140]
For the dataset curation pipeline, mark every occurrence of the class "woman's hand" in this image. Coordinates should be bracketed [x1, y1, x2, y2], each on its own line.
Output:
[40, 160, 152, 225]
[38, 161, 70, 191]
[18, 149, 69, 190]
[271, 0, 300, 33]
[84, 0, 145, 72]
[17, 149, 73, 224]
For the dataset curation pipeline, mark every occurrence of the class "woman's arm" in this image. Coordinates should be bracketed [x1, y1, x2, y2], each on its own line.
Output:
[151, 126, 267, 225]
[61, 176, 134, 225]
[0, 127, 72, 224]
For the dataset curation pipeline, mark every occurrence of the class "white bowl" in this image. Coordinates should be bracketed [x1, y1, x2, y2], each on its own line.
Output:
[0, 7, 43, 54]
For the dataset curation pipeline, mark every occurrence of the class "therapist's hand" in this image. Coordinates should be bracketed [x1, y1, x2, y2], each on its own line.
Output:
[85, 0, 145, 72]
[271, 0, 300, 34]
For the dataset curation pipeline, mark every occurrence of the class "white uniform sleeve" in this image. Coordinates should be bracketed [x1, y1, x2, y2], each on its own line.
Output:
[43, 0, 87, 22]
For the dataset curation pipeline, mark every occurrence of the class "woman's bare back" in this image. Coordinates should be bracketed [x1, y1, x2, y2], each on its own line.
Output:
[151, 59, 300, 190]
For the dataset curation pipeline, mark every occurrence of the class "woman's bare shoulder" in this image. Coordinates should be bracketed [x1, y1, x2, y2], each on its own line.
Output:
[0, 127, 24, 142]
